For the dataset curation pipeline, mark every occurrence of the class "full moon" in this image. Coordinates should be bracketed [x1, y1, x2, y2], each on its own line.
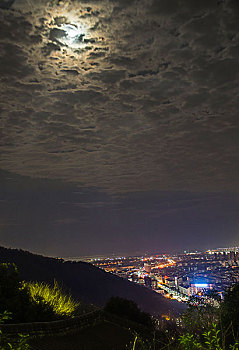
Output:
[62, 24, 85, 44]
[55, 23, 86, 48]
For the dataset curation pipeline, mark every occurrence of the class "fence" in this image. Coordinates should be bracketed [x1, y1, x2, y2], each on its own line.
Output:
[0, 310, 104, 337]
[0, 310, 154, 340]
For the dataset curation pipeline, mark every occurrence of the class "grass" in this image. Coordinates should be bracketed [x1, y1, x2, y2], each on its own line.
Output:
[0, 311, 30, 350]
[129, 324, 239, 350]
[27, 280, 79, 318]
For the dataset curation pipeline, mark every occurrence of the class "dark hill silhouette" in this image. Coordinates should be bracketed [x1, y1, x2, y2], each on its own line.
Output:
[0, 246, 186, 316]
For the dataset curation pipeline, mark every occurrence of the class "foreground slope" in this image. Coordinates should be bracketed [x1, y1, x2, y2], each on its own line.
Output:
[30, 322, 134, 350]
[0, 246, 186, 316]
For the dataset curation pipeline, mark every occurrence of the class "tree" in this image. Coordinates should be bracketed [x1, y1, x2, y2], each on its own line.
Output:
[0, 263, 58, 322]
[0, 263, 31, 322]
[181, 303, 218, 336]
[220, 283, 239, 339]
[104, 297, 154, 329]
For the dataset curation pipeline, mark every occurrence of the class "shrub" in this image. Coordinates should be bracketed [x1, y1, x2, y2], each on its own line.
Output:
[0, 263, 33, 323]
[0, 311, 30, 350]
[179, 323, 239, 350]
[181, 303, 218, 336]
[27, 281, 79, 318]
[220, 283, 239, 338]
[104, 297, 154, 329]
[0, 263, 79, 322]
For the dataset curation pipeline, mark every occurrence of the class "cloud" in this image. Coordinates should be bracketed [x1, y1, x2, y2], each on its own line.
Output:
[0, 0, 15, 10]
[0, 42, 34, 78]
[1, 170, 239, 256]
[87, 69, 126, 84]
[0, 0, 238, 194]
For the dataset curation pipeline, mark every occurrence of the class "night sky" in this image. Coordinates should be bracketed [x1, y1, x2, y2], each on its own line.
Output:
[0, 0, 239, 257]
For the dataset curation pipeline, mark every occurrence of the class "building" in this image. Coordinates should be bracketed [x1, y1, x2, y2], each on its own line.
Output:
[151, 278, 158, 289]
[144, 276, 152, 289]
[144, 263, 151, 273]
[179, 285, 191, 296]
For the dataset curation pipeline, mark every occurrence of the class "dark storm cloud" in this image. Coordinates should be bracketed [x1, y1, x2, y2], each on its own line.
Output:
[0, 0, 15, 10]
[0, 42, 34, 78]
[87, 69, 126, 84]
[0, 0, 239, 196]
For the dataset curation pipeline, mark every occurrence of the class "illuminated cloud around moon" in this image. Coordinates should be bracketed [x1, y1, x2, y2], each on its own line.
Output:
[61, 24, 85, 45]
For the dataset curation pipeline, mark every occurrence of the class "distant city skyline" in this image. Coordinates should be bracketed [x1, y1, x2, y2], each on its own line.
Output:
[65, 246, 239, 262]
[91, 248, 239, 305]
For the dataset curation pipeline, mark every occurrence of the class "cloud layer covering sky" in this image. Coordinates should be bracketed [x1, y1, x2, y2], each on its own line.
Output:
[0, 0, 239, 256]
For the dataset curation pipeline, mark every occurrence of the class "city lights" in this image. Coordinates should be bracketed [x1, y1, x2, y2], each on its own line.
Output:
[89, 247, 239, 305]
[194, 283, 208, 288]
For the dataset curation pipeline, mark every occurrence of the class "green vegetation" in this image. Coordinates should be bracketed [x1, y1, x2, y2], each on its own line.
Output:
[127, 284, 239, 350]
[179, 324, 239, 350]
[0, 311, 30, 350]
[27, 281, 79, 318]
[104, 297, 154, 330]
[0, 263, 37, 323]
[1, 260, 239, 350]
[0, 263, 79, 323]
[220, 283, 239, 340]
[181, 302, 218, 336]
[130, 323, 239, 350]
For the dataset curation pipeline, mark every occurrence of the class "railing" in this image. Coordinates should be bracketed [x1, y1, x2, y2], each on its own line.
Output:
[0, 310, 104, 337]
[0, 310, 156, 340]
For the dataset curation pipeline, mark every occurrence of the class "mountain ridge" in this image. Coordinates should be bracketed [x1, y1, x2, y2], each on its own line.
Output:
[0, 246, 186, 316]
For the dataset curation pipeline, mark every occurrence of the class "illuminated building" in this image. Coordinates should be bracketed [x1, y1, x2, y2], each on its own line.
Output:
[144, 263, 151, 273]
[151, 278, 158, 289]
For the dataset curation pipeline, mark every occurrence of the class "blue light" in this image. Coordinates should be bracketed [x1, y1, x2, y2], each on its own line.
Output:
[195, 283, 208, 288]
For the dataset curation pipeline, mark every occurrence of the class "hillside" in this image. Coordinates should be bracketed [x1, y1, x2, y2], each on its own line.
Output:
[30, 322, 134, 350]
[0, 246, 186, 316]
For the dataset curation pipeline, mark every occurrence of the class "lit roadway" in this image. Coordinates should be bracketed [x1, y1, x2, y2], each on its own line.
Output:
[156, 282, 189, 302]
